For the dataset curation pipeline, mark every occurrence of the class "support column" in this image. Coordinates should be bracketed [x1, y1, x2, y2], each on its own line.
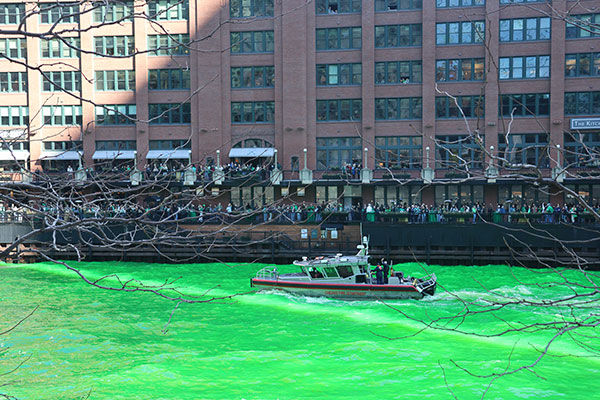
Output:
[421, 4, 437, 180]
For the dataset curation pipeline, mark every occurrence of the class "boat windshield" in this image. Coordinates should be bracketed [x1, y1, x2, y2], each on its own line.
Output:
[336, 265, 353, 278]
[322, 266, 338, 278]
[306, 267, 324, 279]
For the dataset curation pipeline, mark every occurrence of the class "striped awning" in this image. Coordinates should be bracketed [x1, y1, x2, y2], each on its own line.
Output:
[0, 150, 29, 161]
[229, 147, 275, 158]
[146, 149, 190, 160]
[40, 151, 82, 161]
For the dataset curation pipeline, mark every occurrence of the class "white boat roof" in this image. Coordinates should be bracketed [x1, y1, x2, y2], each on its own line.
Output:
[293, 254, 368, 267]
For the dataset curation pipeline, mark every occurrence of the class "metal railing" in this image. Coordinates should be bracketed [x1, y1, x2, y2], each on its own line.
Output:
[255, 267, 279, 280]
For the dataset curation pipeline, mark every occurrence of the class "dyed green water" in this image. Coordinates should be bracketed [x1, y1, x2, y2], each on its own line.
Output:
[1, 261, 598, 400]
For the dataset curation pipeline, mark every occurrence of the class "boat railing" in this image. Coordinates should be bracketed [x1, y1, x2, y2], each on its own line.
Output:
[255, 266, 279, 280]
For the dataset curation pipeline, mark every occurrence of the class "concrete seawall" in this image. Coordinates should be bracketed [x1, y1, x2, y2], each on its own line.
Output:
[1, 222, 598, 267]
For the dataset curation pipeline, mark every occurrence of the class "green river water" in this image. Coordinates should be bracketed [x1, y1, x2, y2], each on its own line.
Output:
[1, 261, 598, 400]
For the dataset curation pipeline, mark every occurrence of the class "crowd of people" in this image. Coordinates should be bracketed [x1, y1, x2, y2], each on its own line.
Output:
[0, 199, 594, 226]
[357, 201, 600, 225]
[35, 160, 372, 184]
[34, 160, 279, 183]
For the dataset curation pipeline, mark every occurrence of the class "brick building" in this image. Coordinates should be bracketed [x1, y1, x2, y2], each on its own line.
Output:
[0, 0, 598, 209]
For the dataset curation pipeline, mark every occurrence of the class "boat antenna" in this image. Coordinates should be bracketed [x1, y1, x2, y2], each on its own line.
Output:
[360, 222, 363, 245]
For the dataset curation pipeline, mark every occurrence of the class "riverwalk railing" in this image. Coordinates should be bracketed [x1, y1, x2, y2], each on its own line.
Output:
[0, 209, 598, 226]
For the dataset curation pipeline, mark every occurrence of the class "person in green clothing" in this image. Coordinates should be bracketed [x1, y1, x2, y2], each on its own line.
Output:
[307, 204, 315, 222]
[570, 205, 577, 223]
[545, 203, 554, 223]
[366, 203, 375, 222]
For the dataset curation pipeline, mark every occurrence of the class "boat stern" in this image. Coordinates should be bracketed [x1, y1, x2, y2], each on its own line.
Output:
[417, 273, 437, 297]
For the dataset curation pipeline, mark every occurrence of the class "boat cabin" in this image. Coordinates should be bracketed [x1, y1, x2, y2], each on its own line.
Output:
[293, 254, 370, 282]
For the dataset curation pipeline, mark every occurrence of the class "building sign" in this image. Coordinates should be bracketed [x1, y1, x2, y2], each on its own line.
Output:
[0, 129, 27, 140]
[570, 118, 600, 130]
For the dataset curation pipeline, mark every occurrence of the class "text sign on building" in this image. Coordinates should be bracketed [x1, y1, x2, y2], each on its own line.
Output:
[570, 118, 600, 130]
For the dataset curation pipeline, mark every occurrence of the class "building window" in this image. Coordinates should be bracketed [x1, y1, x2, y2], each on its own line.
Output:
[436, 135, 484, 169]
[42, 105, 82, 126]
[231, 101, 275, 123]
[375, 24, 422, 47]
[316, 0, 361, 14]
[0, 140, 28, 171]
[316, 137, 362, 170]
[95, 70, 136, 91]
[41, 38, 79, 58]
[436, 0, 484, 7]
[316, 99, 362, 121]
[0, 72, 27, 92]
[149, 0, 189, 20]
[44, 141, 82, 151]
[436, 21, 485, 45]
[499, 93, 550, 117]
[316, 186, 340, 203]
[375, 186, 421, 206]
[231, 186, 274, 208]
[563, 184, 600, 206]
[0, 4, 25, 24]
[40, 2, 79, 24]
[231, 66, 274, 88]
[230, 30, 274, 53]
[94, 36, 134, 57]
[41, 141, 82, 171]
[564, 92, 600, 115]
[564, 132, 600, 168]
[375, 61, 422, 84]
[498, 184, 550, 205]
[498, 133, 549, 168]
[499, 55, 550, 80]
[0, 106, 28, 126]
[148, 34, 190, 56]
[96, 140, 136, 150]
[0, 141, 28, 151]
[0, 38, 26, 59]
[435, 58, 484, 81]
[149, 139, 191, 150]
[435, 96, 484, 118]
[291, 156, 299, 171]
[316, 27, 362, 50]
[375, 98, 422, 120]
[42, 71, 81, 92]
[149, 103, 191, 124]
[230, 0, 274, 18]
[149, 69, 190, 90]
[317, 63, 361, 85]
[434, 185, 484, 206]
[376, 0, 422, 11]
[499, 17, 551, 42]
[565, 53, 600, 77]
[95, 104, 136, 125]
[375, 136, 422, 169]
[92, 1, 133, 22]
[566, 14, 600, 39]
[42, 141, 81, 170]
[232, 138, 273, 148]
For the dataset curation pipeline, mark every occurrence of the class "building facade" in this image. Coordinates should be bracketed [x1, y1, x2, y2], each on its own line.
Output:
[0, 0, 599, 209]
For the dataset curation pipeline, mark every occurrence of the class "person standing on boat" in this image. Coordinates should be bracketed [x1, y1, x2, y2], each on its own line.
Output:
[381, 258, 390, 284]
[374, 264, 384, 285]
